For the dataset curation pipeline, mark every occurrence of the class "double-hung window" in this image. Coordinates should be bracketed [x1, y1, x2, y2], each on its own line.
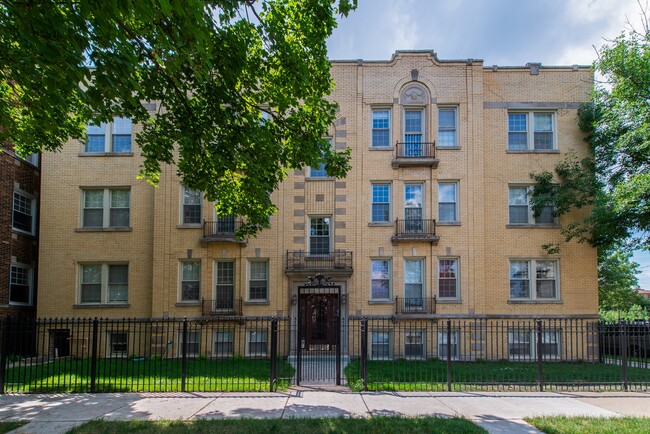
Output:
[182, 186, 202, 225]
[508, 329, 560, 359]
[438, 258, 459, 299]
[180, 261, 200, 302]
[404, 184, 423, 232]
[438, 330, 459, 359]
[508, 186, 554, 224]
[82, 188, 130, 228]
[509, 260, 559, 300]
[508, 112, 555, 150]
[85, 117, 132, 153]
[371, 183, 391, 223]
[12, 190, 35, 234]
[248, 260, 269, 301]
[247, 330, 268, 357]
[214, 261, 235, 310]
[109, 332, 128, 358]
[309, 139, 331, 178]
[179, 330, 200, 357]
[213, 330, 234, 357]
[438, 182, 458, 223]
[371, 331, 391, 360]
[80, 263, 128, 304]
[372, 109, 391, 148]
[309, 217, 331, 255]
[371, 259, 391, 300]
[438, 107, 457, 148]
[404, 331, 425, 359]
[404, 110, 423, 156]
[404, 259, 424, 310]
[10, 264, 32, 305]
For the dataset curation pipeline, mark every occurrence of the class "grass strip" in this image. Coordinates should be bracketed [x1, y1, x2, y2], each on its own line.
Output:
[526, 416, 650, 434]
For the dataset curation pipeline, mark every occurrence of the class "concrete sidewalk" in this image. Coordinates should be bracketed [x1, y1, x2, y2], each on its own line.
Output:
[1, 389, 649, 434]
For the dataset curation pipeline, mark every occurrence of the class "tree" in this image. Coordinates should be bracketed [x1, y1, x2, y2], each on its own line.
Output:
[0, 0, 355, 236]
[529, 9, 650, 249]
[597, 245, 646, 311]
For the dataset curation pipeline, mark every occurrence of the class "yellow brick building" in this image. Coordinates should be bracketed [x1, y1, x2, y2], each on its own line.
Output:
[37, 51, 596, 362]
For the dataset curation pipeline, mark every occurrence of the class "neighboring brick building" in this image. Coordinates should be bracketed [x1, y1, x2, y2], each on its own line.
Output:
[1, 142, 39, 321]
[37, 51, 597, 361]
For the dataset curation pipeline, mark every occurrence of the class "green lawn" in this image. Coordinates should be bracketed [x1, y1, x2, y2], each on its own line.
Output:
[0, 422, 27, 434]
[344, 359, 650, 391]
[3, 357, 295, 392]
[526, 416, 650, 434]
[66, 417, 486, 434]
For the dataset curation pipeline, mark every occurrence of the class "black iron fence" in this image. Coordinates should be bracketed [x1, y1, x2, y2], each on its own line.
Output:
[202, 219, 244, 239]
[393, 219, 437, 237]
[2, 315, 649, 393]
[394, 297, 437, 314]
[202, 298, 243, 316]
[395, 141, 436, 159]
[0, 316, 292, 393]
[285, 250, 353, 272]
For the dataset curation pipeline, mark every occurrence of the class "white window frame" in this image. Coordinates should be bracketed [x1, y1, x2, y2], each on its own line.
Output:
[246, 330, 268, 357]
[308, 216, 331, 256]
[181, 186, 202, 225]
[437, 330, 460, 360]
[309, 139, 331, 178]
[179, 260, 201, 302]
[78, 263, 129, 304]
[248, 259, 269, 302]
[12, 189, 36, 235]
[9, 263, 33, 306]
[507, 111, 556, 151]
[81, 188, 131, 229]
[508, 329, 561, 359]
[178, 329, 201, 358]
[84, 117, 132, 153]
[108, 332, 128, 358]
[214, 260, 235, 311]
[370, 258, 392, 301]
[371, 183, 391, 223]
[213, 329, 235, 358]
[404, 330, 426, 359]
[509, 259, 560, 301]
[437, 106, 458, 148]
[371, 108, 391, 148]
[437, 257, 460, 300]
[438, 182, 458, 223]
[370, 330, 392, 360]
[404, 183, 424, 220]
[403, 258, 424, 310]
[508, 186, 555, 225]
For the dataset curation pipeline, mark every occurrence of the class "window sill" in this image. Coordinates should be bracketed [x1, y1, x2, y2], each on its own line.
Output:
[506, 224, 560, 229]
[175, 301, 201, 307]
[306, 177, 335, 181]
[75, 227, 132, 232]
[176, 224, 202, 229]
[11, 228, 36, 237]
[78, 152, 134, 157]
[368, 222, 393, 227]
[8, 302, 33, 307]
[73, 303, 131, 308]
[437, 222, 461, 226]
[506, 149, 560, 154]
[437, 299, 462, 304]
[368, 300, 394, 305]
[368, 146, 394, 151]
[436, 146, 461, 150]
[508, 299, 562, 304]
[244, 301, 269, 305]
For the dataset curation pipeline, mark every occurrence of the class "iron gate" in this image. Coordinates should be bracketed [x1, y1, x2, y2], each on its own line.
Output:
[296, 274, 342, 385]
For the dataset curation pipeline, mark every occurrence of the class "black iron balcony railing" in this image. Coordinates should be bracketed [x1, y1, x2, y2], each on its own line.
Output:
[391, 219, 439, 244]
[285, 250, 353, 272]
[395, 296, 437, 314]
[395, 141, 436, 159]
[202, 219, 244, 241]
[202, 297, 243, 316]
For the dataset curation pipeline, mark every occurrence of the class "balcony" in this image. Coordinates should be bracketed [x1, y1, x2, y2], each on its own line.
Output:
[392, 141, 439, 168]
[285, 250, 353, 277]
[391, 219, 440, 245]
[395, 296, 437, 315]
[201, 219, 246, 244]
[202, 297, 243, 316]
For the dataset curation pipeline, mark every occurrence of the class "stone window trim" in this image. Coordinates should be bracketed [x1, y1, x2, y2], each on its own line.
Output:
[507, 111, 557, 151]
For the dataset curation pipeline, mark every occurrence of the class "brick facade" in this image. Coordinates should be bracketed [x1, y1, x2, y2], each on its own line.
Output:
[37, 51, 597, 324]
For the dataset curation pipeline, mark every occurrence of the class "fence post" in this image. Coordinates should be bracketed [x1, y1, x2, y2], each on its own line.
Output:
[270, 318, 278, 392]
[0, 315, 11, 394]
[536, 320, 544, 392]
[621, 321, 628, 391]
[446, 319, 452, 392]
[90, 317, 99, 393]
[360, 318, 368, 391]
[181, 318, 188, 392]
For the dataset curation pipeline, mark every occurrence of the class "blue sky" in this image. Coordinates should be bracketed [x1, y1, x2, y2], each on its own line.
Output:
[326, 0, 650, 289]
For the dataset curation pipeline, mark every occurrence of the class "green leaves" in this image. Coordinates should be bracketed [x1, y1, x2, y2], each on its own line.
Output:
[1, 0, 355, 236]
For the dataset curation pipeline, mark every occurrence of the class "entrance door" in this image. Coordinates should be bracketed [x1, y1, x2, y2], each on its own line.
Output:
[303, 294, 337, 350]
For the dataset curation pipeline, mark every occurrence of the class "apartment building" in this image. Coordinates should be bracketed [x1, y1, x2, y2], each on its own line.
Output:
[37, 51, 597, 362]
[1, 142, 39, 322]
